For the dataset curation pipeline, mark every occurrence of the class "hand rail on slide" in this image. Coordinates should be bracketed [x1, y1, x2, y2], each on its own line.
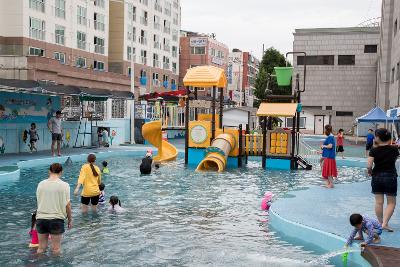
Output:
[297, 133, 320, 167]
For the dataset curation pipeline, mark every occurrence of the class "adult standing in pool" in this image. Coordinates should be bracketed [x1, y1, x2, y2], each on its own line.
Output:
[36, 163, 72, 255]
[367, 128, 399, 232]
[48, 110, 63, 157]
[321, 124, 337, 188]
[74, 154, 102, 213]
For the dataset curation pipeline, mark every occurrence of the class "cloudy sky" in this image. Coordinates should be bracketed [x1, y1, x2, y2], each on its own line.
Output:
[180, 0, 381, 59]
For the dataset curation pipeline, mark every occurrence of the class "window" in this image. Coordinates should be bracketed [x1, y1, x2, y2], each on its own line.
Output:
[77, 31, 86, 50]
[164, 20, 171, 34]
[392, 67, 395, 83]
[152, 73, 160, 86]
[55, 25, 65, 45]
[154, 15, 161, 30]
[395, 19, 398, 36]
[154, 34, 161, 49]
[29, 0, 45, 13]
[127, 25, 136, 41]
[140, 0, 148, 6]
[173, 12, 179, 25]
[172, 46, 177, 57]
[163, 38, 170, 52]
[29, 47, 45, 56]
[154, 0, 162, 12]
[364, 45, 377, 53]
[325, 106, 332, 110]
[128, 4, 136, 21]
[286, 117, 306, 128]
[29, 17, 46, 40]
[141, 50, 147, 65]
[94, 36, 105, 54]
[211, 48, 216, 56]
[53, 52, 65, 64]
[338, 55, 355, 65]
[172, 29, 178, 41]
[94, 0, 105, 8]
[336, 111, 353, 117]
[217, 50, 224, 58]
[76, 57, 86, 68]
[153, 53, 160, 68]
[112, 99, 127, 118]
[55, 0, 65, 18]
[139, 30, 147, 45]
[191, 47, 206, 55]
[164, 2, 172, 16]
[127, 46, 136, 61]
[173, 0, 179, 9]
[94, 60, 105, 71]
[172, 62, 177, 73]
[297, 55, 334, 65]
[163, 56, 170, 69]
[94, 13, 105, 31]
[77, 6, 87, 26]
[140, 10, 148, 26]
[397, 63, 400, 81]
[140, 69, 147, 77]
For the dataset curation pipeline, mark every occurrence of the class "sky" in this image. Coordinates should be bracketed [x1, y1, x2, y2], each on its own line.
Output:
[180, 0, 382, 59]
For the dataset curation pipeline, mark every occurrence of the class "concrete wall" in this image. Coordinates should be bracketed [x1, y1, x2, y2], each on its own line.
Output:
[293, 27, 380, 131]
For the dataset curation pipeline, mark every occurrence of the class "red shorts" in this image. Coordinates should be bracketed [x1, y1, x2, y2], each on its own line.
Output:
[322, 158, 338, 179]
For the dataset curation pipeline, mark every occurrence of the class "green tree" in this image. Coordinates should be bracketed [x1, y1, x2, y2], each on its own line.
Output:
[253, 47, 292, 106]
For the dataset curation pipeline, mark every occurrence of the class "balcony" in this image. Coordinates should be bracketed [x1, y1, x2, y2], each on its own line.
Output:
[95, 45, 105, 54]
[164, 9, 171, 16]
[139, 36, 147, 45]
[163, 63, 170, 70]
[29, 28, 45, 41]
[77, 40, 86, 50]
[77, 16, 87, 26]
[154, 4, 162, 12]
[154, 23, 161, 30]
[164, 27, 171, 34]
[141, 56, 147, 65]
[172, 67, 177, 74]
[140, 17, 148, 26]
[172, 51, 177, 58]
[128, 33, 136, 42]
[153, 60, 160, 68]
[55, 34, 65, 45]
[140, 76, 147, 85]
[153, 79, 160, 86]
[171, 83, 177, 90]
[164, 45, 170, 52]
[94, 21, 105, 31]
[163, 81, 169, 88]
[127, 54, 136, 62]
[154, 41, 161, 49]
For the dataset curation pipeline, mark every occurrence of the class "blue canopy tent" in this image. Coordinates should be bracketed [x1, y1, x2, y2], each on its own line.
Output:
[356, 107, 400, 143]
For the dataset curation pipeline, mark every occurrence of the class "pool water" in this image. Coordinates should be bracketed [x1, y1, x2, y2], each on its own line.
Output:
[0, 156, 369, 266]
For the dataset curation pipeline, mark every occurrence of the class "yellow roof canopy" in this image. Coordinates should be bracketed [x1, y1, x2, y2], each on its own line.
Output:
[257, 103, 298, 117]
[183, 66, 227, 88]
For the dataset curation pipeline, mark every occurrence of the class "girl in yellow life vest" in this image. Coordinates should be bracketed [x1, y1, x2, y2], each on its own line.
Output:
[74, 154, 101, 213]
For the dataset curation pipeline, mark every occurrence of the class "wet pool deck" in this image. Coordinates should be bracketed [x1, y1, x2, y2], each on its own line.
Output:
[270, 180, 400, 266]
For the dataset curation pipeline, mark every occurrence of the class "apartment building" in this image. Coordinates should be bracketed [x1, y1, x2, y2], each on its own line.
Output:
[293, 27, 380, 133]
[108, 0, 180, 94]
[179, 31, 229, 93]
[227, 49, 259, 107]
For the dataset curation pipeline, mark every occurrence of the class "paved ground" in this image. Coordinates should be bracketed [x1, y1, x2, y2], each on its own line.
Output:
[272, 181, 400, 248]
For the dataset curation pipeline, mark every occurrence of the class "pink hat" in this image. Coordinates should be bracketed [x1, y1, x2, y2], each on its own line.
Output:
[264, 191, 274, 201]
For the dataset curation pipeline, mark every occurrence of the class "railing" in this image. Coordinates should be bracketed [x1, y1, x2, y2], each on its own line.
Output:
[297, 133, 320, 167]
[94, 21, 105, 31]
[94, 45, 104, 54]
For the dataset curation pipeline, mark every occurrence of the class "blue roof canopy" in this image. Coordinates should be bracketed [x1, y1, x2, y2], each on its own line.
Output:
[357, 107, 400, 123]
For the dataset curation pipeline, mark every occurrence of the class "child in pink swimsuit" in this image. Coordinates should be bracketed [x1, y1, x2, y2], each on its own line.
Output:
[29, 211, 39, 248]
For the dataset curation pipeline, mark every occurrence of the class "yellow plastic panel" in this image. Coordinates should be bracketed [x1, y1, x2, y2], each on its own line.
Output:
[183, 66, 227, 88]
[189, 121, 211, 148]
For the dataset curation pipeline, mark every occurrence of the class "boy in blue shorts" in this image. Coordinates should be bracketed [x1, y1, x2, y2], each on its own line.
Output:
[366, 129, 375, 157]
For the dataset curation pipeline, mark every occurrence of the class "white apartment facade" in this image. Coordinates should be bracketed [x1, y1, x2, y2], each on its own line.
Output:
[293, 27, 380, 133]
[109, 0, 180, 94]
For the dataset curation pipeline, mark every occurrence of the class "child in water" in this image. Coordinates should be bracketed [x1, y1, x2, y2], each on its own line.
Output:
[29, 211, 39, 248]
[108, 196, 124, 212]
[345, 213, 382, 248]
[102, 161, 109, 174]
[140, 149, 153, 175]
[99, 183, 106, 205]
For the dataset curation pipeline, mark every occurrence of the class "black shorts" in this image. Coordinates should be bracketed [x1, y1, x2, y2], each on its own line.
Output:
[52, 133, 62, 141]
[366, 143, 373, 151]
[30, 139, 37, 144]
[336, 146, 344, 152]
[36, 219, 65, 235]
[371, 173, 398, 196]
[81, 195, 100, 205]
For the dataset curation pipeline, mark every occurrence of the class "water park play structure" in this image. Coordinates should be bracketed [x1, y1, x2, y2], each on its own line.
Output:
[142, 58, 313, 171]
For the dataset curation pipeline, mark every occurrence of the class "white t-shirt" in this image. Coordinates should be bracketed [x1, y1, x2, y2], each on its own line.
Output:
[49, 117, 62, 134]
[36, 179, 70, 220]
[108, 205, 124, 213]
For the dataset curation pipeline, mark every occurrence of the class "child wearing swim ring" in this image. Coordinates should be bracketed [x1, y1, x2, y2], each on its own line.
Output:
[29, 211, 39, 248]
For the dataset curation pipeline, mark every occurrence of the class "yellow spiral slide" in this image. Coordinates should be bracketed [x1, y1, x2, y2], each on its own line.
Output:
[142, 121, 178, 162]
[196, 133, 235, 172]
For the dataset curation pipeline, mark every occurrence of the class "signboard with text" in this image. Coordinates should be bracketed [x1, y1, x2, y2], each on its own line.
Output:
[190, 37, 208, 47]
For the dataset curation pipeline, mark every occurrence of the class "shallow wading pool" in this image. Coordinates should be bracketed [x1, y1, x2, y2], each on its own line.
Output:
[0, 156, 369, 266]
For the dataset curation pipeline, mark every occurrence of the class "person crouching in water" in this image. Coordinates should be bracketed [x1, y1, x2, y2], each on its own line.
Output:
[108, 196, 124, 212]
[140, 149, 153, 175]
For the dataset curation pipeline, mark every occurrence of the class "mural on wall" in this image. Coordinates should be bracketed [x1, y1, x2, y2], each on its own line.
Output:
[63, 130, 71, 148]
[0, 137, 5, 154]
[110, 130, 117, 145]
[0, 92, 60, 123]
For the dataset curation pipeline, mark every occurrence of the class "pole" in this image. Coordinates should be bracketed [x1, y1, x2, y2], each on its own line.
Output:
[245, 124, 249, 164]
[129, 17, 136, 144]
[262, 117, 267, 169]
[194, 87, 198, 120]
[219, 87, 223, 129]
[211, 86, 216, 142]
[184, 87, 190, 165]
[238, 124, 243, 167]
[291, 113, 297, 169]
